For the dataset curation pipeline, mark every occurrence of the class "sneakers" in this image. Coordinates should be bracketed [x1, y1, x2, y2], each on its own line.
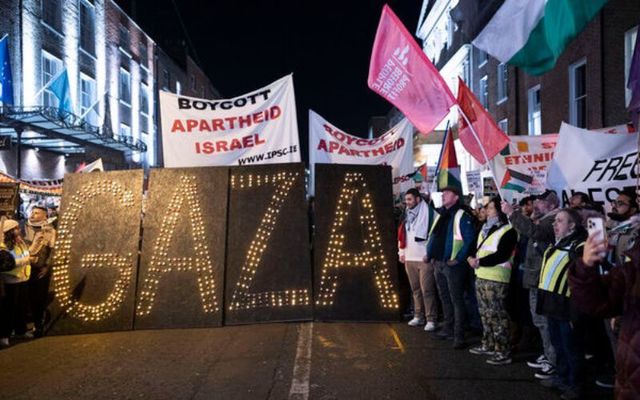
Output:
[534, 362, 556, 379]
[407, 317, 425, 327]
[539, 378, 564, 390]
[527, 354, 548, 369]
[14, 331, 34, 340]
[468, 345, 495, 356]
[0, 338, 9, 348]
[486, 354, 512, 365]
[424, 321, 437, 332]
[436, 330, 453, 340]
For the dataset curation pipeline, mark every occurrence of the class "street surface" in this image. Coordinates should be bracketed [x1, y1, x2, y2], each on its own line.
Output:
[0, 322, 610, 400]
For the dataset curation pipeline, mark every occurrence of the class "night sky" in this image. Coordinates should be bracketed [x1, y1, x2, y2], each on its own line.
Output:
[118, 0, 424, 139]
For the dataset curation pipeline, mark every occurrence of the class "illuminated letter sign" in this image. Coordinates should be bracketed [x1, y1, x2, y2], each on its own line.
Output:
[225, 164, 312, 324]
[49, 171, 144, 334]
[135, 168, 227, 329]
[314, 165, 400, 321]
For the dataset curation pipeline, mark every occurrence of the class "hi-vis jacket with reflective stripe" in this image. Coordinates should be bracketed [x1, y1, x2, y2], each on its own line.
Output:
[476, 223, 514, 284]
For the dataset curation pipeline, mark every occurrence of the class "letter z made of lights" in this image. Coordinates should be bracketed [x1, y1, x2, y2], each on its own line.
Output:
[228, 171, 310, 311]
[316, 172, 399, 309]
[52, 181, 136, 322]
[136, 175, 218, 317]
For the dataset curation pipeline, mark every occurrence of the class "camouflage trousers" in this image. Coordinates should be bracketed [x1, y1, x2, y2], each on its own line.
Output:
[476, 278, 511, 356]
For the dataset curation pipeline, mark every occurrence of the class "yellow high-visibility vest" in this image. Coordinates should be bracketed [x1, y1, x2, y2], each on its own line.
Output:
[475, 224, 513, 283]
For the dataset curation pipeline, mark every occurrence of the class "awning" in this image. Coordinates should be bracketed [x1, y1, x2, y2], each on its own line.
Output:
[0, 106, 147, 155]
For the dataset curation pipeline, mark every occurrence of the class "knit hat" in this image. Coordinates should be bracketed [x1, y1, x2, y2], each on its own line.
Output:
[1, 219, 19, 233]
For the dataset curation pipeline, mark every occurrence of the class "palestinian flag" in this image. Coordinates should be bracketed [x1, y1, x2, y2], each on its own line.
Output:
[436, 128, 462, 192]
[472, 0, 609, 76]
[501, 168, 534, 192]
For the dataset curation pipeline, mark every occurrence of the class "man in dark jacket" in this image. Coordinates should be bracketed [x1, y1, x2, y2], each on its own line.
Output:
[502, 190, 560, 378]
[427, 186, 476, 349]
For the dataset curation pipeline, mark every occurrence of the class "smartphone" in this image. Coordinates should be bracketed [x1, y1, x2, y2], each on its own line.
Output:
[587, 217, 606, 241]
[587, 217, 607, 257]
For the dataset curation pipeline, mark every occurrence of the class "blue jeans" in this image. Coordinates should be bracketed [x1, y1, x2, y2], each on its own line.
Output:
[434, 260, 466, 341]
[547, 316, 583, 390]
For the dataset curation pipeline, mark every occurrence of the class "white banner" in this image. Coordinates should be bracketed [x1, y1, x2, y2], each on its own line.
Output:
[160, 75, 300, 167]
[546, 122, 639, 206]
[491, 134, 558, 195]
[309, 110, 414, 195]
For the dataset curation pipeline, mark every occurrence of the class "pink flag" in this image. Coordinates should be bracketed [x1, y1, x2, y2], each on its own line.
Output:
[457, 78, 510, 164]
[368, 5, 456, 134]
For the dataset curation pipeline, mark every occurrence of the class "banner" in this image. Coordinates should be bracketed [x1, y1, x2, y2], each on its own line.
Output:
[160, 75, 301, 167]
[491, 134, 558, 195]
[309, 110, 414, 195]
[546, 123, 639, 206]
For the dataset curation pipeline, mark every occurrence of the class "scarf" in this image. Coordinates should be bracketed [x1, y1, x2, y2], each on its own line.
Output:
[481, 216, 500, 239]
[405, 200, 429, 240]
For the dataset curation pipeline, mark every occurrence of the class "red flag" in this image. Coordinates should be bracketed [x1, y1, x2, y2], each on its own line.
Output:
[456, 77, 510, 164]
[368, 5, 455, 134]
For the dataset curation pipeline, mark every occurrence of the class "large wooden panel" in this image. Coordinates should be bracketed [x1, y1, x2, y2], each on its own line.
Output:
[313, 164, 400, 321]
[224, 163, 313, 324]
[134, 167, 228, 329]
[47, 170, 144, 335]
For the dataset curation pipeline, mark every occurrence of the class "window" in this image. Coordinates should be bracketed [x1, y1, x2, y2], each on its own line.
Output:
[176, 81, 182, 95]
[569, 59, 587, 128]
[497, 63, 508, 103]
[479, 76, 488, 109]
[528, 85, 542, 135]
[446, 13, 455, 49]
[119, 123, 131, 138]
[41, 51, 62, 108]
[139, 42, 148, 66]
[190, 75, 196, 91]
[477, 48, 488, 67]
[140, 84, 149, 134]
[625, 26, 638, 107]
[162, 69, 170, 91]
[42, 0, 62, 32]
[119, 68, 131, 106]
[498, 119, 508, 134]
[79, 0, 95, 55]
[119, 26, 130, 52]
[462, 55, 471, 85]
[80, 74, 97, 125]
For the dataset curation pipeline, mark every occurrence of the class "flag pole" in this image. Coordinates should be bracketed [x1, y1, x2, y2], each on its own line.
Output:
[78, 89, 107, 120]
[0, 34, 8, 42]
[456, 104, 504, 199]
[430, 119, 451, 194]
[31, 68, 66, 103]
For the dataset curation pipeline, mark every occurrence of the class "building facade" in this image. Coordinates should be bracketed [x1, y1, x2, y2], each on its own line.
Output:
[0, 0, 217, 180]
[414, 0, 639, 195]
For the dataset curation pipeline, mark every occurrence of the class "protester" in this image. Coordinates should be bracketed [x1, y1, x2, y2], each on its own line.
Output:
[570, 227, 640, 400]
[398, 189, 437, 331]
[607, 190, 639, 266]
[569, 192, 590, 209]
[467, 196, 518, 365]
[535, 209, 587, 399]
[24, 205, 56, 337]
[427, 186, 475, 349]
[502, 190, 560, 379]
[0, 219, 32, 348]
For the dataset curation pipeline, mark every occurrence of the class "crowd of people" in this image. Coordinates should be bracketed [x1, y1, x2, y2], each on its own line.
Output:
[0, 204, 57, 347]
[398, 186, 639, 400]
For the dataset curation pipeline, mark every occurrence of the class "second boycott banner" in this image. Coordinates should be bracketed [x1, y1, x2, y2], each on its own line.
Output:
[160, 75, 301, 167]
[309, 110, 414, 195]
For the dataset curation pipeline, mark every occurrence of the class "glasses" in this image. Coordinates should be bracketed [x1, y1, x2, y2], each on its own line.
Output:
[614, 200, 630, 207]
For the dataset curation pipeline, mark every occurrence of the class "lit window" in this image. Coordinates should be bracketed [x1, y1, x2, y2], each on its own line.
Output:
[119, 68, 131, 106]
[498, 119, 508, 134]
[477, 48, 488, 67]
[140, 84, 149, 135]
[41, 51, 62, 108]
[119, 26, 130, 52]
[80, 74, 97, 125]
[479, 76, 488, 109]
[139, 42, 148, 66]
[119, 123, 131, 138]
[528, 85, 542, 135]
[176, 81, 182, 95]
[569, 59, 587, 128]
[497, 63, 508, 103]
